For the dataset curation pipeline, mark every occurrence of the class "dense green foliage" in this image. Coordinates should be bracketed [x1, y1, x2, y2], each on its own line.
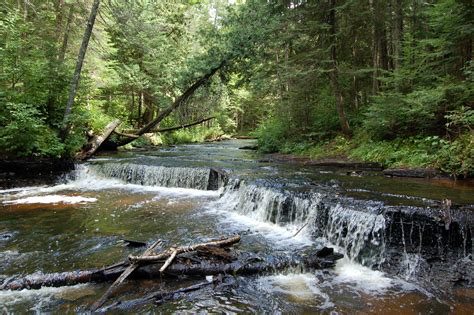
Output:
[233, 0, 473, 177]
[0, 0, 472, 176]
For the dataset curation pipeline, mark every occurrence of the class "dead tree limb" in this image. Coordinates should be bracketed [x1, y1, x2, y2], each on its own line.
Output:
[90, 239, 162, 311]
[152, 116, 216, 133]
[113, 131, 140, 139]
[128, 235, 241, 263]
[159, 249, 178, 273]
[100, 280, 212, 312]
[118, 116, 216, 136]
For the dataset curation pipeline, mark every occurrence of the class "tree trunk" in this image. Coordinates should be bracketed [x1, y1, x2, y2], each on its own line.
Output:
[138, 91, 143, 127]
[393, 0, 403, 70]
[58, 4, 75, 64]
[113, 61, 225, 147]
[329, 0, 351, 138]
[60, 0, 100, 141]
[76, 119, 121, 160]
[46, 1, 72, 123]
[370, 0, 389, 93]
[148, 116, 216, 133]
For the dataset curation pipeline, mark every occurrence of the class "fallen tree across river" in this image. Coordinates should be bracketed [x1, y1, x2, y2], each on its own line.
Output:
[0, 235, 343, 310]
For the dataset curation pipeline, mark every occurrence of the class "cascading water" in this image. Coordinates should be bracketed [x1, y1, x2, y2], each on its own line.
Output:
[84, 163, 225, 190]
[324, 205, 386, 267]
[214, 180, 387, 267]
[212, 175, 472, 289]
[217, 181, 319, 227]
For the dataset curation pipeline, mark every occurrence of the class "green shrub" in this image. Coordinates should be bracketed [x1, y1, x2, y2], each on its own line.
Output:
[436, 133, 474, 178]
[349, 137, 438, 167]
[254, 118, 288, 153]
[161, 126, 224, 145]
[0, 102, 64, 157]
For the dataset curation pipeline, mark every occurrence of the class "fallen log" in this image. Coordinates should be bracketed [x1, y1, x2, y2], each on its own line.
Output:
[76, 119, 121, 160]
[113, 131, 140, 139]
[152, 116, 215, 133]
[0, 235, 240, 291]
[0, 247, 343, 291]
[383, 167, 439, 178]
[90, 239, 162, 311]
[118, 239, 147, 248]
[238, 145, 258, 150]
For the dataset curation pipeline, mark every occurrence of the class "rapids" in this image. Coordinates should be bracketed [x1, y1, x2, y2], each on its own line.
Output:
[0, 140, 472, 313]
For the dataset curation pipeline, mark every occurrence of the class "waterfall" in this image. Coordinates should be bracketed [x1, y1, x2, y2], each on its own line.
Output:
[219, 182, 319, 226]
[216, 180, 387, 266]
[84, 163, 226, 190]
[324, 205, 386, 267]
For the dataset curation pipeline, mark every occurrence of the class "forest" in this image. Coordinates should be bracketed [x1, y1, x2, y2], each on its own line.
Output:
[1, 0, 473, 177]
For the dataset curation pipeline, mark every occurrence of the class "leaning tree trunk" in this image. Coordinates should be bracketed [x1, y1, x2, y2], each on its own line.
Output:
[76, 119, 121, 160]
[58, 4, 75, 64]
[60, 0, 100, 141]
[111, 61, 225, 148]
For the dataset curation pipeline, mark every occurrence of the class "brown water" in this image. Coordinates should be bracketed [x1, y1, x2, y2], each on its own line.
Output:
[0, 140, 472, 313]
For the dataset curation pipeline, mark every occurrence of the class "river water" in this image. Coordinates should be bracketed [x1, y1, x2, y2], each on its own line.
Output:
[0, 140, 473, 313]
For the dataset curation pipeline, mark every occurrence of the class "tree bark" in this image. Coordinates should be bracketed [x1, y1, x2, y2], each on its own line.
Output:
[100, 280, 213, 311]
[370, 0, 389, 93]
[328, 0, 351, 138]
[60, 0, 100, 141]
[128, 235, 241, 263]
[118, 117, 216, 136]
[138, 90, 143, 126]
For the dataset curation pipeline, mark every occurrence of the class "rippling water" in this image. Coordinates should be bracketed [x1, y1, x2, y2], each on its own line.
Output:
[0, 140, 472, 313]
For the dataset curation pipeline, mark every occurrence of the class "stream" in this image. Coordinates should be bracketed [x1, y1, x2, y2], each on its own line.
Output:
[0, 140, 473, 313]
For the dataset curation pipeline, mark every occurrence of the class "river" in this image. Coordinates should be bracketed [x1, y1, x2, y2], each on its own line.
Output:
[0, 140, 473, 313]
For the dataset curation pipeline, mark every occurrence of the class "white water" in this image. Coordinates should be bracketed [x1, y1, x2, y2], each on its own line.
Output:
[0, 161, 424, 306]
[3, 195, 97, 205]
[206, 179, 404, 297]
[206, 181, 318, 247]
[258, 273, 334, 309]
[0, 284, 92, 310]
[325, 205, 386, 267]
[209, 181, 387, 263]
[332, 257, 393, 293]
[0, 165, 220, 205]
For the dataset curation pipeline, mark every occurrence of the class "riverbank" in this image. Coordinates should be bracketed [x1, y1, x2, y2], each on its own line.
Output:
[257, 135, 474, 180]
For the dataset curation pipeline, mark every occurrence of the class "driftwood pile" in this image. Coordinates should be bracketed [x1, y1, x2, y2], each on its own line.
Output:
[0, 235, 343, 311]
